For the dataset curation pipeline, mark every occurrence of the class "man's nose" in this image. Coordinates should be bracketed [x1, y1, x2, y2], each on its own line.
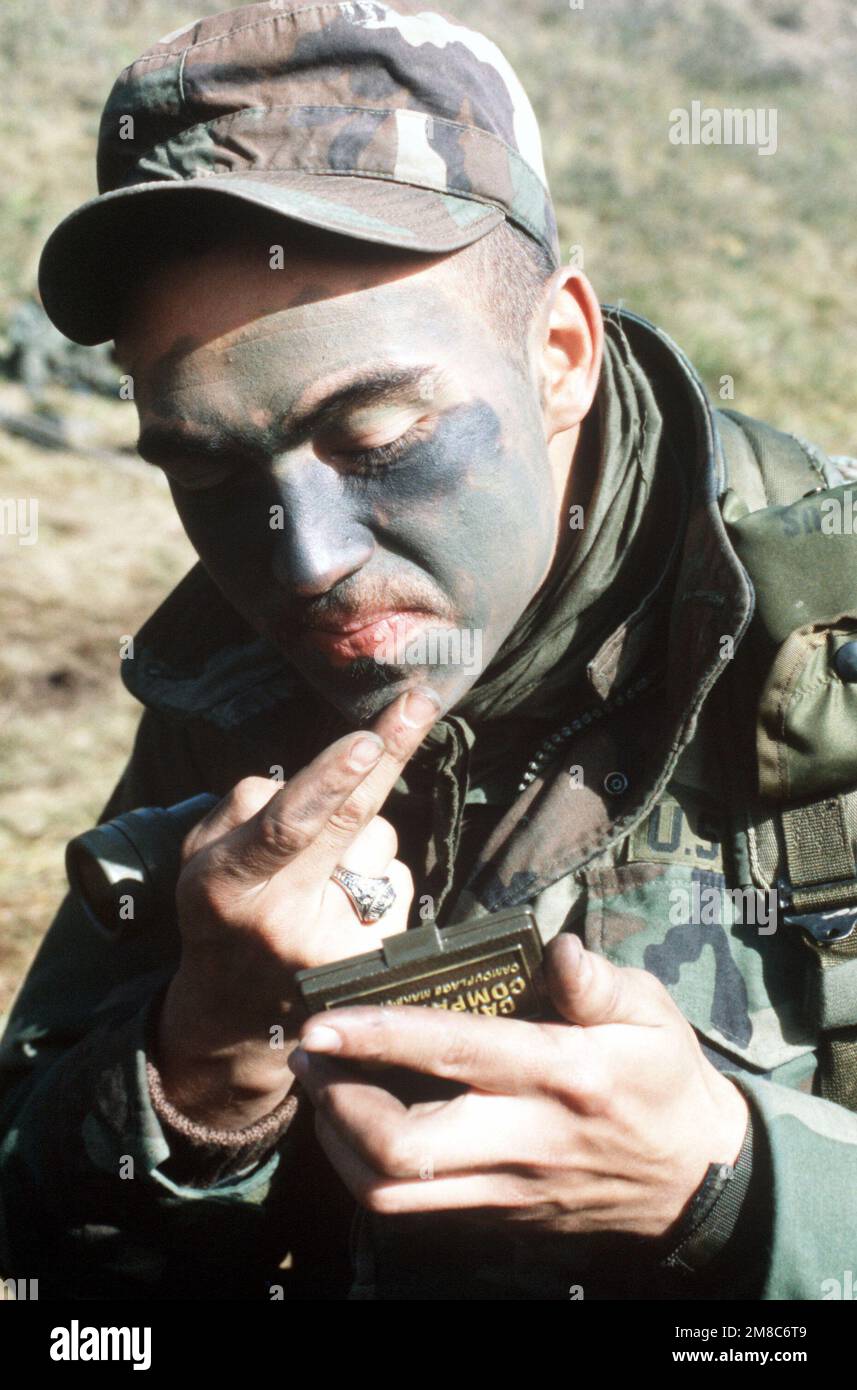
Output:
[268, 456, 374, 597]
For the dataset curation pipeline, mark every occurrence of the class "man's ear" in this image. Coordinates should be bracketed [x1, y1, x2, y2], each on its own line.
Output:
[533, 268, 603, 441]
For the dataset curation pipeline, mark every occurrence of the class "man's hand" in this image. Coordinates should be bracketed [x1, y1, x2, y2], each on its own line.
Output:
[289, 934, 750, 1240]
[154, 687, 440, 1129]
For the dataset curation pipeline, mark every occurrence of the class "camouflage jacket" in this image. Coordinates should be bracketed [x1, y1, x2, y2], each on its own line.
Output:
[2, 310, 856, 1301]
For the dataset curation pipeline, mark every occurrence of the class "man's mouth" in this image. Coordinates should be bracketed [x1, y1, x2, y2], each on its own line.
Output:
[300, 609, 447, 664]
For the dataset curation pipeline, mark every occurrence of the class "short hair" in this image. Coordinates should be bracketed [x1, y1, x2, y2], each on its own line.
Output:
[454, 219, 557, 362]
[119, 194, 555, 362]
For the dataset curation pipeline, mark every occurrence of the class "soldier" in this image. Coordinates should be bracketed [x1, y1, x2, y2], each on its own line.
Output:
[2, 0, 856, 1301]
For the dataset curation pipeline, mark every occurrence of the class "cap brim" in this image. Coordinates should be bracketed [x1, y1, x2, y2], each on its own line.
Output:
[38, 173, 505, 345]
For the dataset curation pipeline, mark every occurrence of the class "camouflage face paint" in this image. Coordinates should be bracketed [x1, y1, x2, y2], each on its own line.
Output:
[121, 242, 560, 724]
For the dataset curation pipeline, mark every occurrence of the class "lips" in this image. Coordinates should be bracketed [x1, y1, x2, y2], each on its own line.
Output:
[301, 609, 442, 664]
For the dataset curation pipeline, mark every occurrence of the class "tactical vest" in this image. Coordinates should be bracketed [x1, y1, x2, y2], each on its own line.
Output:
[710, 409, 857, 1108]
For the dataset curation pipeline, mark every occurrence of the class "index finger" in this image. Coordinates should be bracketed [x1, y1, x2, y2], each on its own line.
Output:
[296, 1004, 566, 1096]
[222, 684, 440, 883]
[300, 685, 442, 875]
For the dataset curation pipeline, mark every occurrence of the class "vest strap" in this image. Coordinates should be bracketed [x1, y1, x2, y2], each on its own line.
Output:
[776, 795, 857, 1107]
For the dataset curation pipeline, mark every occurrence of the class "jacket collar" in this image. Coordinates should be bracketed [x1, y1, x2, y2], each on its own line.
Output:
[464, 309, 753, 909]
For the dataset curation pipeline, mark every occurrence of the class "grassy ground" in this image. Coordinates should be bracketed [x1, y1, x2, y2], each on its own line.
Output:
[0, 384, 193, 1016]
[2, 0, 857, 1015]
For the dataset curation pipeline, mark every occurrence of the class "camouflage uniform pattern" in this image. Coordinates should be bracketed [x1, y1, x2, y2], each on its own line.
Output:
[38, 0, 560, 346]
[2, 310, 856, 1299]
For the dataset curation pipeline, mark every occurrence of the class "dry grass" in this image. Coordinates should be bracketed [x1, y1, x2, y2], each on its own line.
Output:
[0, 384, 193, 1015]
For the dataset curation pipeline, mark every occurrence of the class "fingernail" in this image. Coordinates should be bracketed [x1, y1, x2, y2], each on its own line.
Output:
[401, 687, 442, 729]
[348, 735, 384, 772]
[301, 1025, 342, 1053]
[565, 933, 583, 963]
[574, 938, 592, 986]
[288, 1046, 309, 1077]
[561, 932, 589, 985]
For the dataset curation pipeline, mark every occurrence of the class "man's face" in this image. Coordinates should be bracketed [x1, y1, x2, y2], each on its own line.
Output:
[117, 232, 564, 725]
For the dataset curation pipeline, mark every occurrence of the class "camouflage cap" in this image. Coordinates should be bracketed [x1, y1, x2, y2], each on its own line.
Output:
[38, 0, 560, 345]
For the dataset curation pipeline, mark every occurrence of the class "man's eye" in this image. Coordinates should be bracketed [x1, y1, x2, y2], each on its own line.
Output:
[335, 420, 429, 475]
[165, 463, 243, 493]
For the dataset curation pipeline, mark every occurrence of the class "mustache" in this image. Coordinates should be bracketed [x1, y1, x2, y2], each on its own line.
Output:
[292, 569, 458, 629]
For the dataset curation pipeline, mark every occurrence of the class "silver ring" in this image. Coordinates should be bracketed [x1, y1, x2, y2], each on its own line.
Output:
[330, 867, 397, 925]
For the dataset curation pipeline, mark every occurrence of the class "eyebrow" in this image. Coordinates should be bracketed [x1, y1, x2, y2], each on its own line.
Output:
[136, 364, 438, 467]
